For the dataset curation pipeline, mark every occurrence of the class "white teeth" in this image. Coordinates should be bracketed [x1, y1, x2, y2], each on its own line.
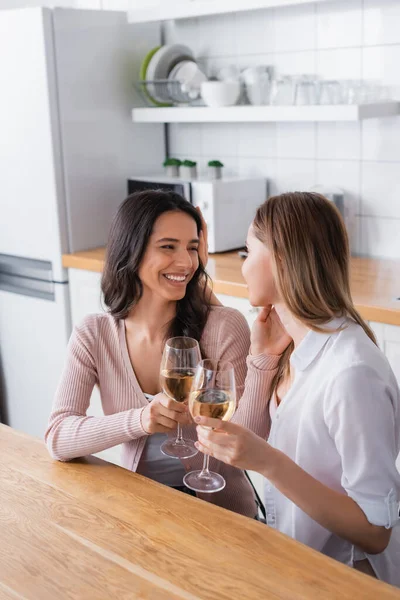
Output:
[164, 274, 186, 282]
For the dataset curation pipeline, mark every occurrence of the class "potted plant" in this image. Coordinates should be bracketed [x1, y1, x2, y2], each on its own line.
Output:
[180, 159, 198, 179]
[208, 160, 224, 180]
[163, 157, 181, 178]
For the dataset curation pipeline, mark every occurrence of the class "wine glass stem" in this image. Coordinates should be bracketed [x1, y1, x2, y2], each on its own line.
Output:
[200, 453, 211, 476]
[175, 423, 184, 445]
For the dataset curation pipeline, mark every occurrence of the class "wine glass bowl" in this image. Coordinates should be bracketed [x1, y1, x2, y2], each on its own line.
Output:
[183, 359, 236, 493]
[159, 336, 201, 459]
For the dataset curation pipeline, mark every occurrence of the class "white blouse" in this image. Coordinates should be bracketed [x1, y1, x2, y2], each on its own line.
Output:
[265, 317, 400, 587]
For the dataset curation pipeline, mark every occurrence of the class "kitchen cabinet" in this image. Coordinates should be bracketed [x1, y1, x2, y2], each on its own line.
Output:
[369, 321, 400, 385]
[215, 293, 260, 328]
[68, 269, 122, 466]
[69, 268, 103, 326]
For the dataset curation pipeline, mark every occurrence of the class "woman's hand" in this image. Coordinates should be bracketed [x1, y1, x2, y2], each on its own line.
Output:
[194, 416, 274, 474]
[196, 206, 208, 268]
[141, 393, 191, 435]
[251, 305, 292, 356]
[196, 206, 223, 306]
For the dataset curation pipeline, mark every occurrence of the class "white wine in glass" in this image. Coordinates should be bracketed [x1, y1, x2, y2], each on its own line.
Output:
[189, 389, 235, 422]
[159, 336, 201, 459]
[183, 359, 236, 493]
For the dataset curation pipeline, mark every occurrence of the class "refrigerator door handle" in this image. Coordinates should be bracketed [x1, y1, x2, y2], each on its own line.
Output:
[0, 273, 56, 302]
[0, 253, 54, 281]
[0, 254, 58, 301]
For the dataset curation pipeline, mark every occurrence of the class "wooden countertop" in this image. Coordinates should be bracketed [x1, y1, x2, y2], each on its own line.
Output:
[62, 248, 400, 326]
[1, 424, 399, 600]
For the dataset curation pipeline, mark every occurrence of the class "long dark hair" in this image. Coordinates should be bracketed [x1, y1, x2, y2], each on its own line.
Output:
[101, 189, 211, 342]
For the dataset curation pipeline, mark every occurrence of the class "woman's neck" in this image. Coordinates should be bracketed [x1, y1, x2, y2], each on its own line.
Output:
[125, 293, 176, 342]
[274, 302, 309, 349]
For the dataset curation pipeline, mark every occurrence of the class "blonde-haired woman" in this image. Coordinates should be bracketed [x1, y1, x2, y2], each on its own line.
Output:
[194, 192, 400, 586]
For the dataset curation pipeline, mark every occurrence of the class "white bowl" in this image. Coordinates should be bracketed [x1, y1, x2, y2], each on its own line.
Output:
[201, 81, 241, 107]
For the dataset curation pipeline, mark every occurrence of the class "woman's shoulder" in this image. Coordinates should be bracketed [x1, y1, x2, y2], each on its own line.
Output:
[333, 320, 390, 375]
[73, 312, 119, 346]
[204, 305, 250, 339]
[326, 321, 399, 402]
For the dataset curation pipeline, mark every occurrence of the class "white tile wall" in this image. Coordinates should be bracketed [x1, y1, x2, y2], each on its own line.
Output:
[2, 0, 400, 259]
[316, 47, 362, 80]
[163, 0, 400, 260]
[361, 162, 400, 219]
[316, 0, 362, 50]
[235, 8, 275, 56]
[359, 216, 400, 259]
[275, 158, 316, 195]
[362, 118, 400, 162]
[237, 123, 277, 158]
[317, 123, 361, 161]
[364, 0, 400, 47]
[276, 123, 315, 159]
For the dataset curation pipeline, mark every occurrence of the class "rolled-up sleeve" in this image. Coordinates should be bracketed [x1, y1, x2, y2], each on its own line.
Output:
[324, 363, 400, 529]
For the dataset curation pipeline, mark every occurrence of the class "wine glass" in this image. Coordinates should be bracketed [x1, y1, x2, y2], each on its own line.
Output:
[159, 336, 201, 459]
[183, 359, 236, 493]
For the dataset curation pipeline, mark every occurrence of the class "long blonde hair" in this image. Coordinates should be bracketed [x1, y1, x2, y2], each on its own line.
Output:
[253, 191, 376, 394]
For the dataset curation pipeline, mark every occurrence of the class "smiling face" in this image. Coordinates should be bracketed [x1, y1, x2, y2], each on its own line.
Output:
[241, 224, 280, 307]
[138, 210, 200, 303]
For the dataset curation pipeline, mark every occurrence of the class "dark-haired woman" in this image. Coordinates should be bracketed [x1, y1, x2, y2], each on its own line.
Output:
[46, 190, 259, 517]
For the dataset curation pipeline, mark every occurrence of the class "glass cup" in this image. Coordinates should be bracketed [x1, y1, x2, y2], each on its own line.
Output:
[270, 76, 296, 105]
[159, 337, 201, 459]
[183, 359, 236, 493]
[318, 80, 343, 105]
[294, 79, 318, 105]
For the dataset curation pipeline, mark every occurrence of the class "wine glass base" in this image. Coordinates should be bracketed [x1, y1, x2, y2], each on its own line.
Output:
[183, 470, 226, 493]
[160, 438, 198, 459]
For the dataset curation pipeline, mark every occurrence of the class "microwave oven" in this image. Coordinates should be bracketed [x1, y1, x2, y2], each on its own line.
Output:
[127, 175, 267, 253]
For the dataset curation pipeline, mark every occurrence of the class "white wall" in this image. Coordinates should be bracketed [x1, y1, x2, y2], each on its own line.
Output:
[164, 0, 400, 260]
[0, 0, 101, 8]
[2, 0, 400, 259]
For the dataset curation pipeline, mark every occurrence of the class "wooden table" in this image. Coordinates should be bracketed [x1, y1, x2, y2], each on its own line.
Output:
[1, 425, 399, 600]
[62, 248, 400, 326]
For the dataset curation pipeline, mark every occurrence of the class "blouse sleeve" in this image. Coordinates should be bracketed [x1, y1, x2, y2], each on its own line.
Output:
[45, 316, 146, 461]
[324, 363, 400, 529]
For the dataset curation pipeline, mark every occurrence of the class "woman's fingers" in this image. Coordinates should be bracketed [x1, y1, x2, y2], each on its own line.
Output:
[196, 427, 233, 447]
[195, 439, 214, 456]
[196, 205, 208, 235]
[156, 415, 180, 430]
[257, 305, 272, 323]
[159, 406, 189, 424]
[196, 206, 209, 266]
[159, 394, 187, 413]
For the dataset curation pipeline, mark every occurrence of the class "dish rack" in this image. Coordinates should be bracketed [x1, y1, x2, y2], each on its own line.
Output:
[135, 79, 200, 106]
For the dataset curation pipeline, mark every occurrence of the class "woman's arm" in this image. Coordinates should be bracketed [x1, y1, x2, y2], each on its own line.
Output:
[232, 306, 290, 438]
[264, 447, 392, 554]
[45, 318, 147, 461]
[231, 353, 279, 439]
[195, 419, 391, 554]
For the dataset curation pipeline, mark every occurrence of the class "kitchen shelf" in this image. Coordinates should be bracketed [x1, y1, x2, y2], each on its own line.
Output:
[128, 0, 332, 24]
[131, 102, 400, 123]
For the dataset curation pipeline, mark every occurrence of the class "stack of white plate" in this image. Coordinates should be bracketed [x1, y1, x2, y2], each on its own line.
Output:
[141, 44, 207, 105]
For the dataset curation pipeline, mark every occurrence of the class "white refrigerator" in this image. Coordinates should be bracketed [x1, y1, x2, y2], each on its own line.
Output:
[0, 7, 163, 437]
